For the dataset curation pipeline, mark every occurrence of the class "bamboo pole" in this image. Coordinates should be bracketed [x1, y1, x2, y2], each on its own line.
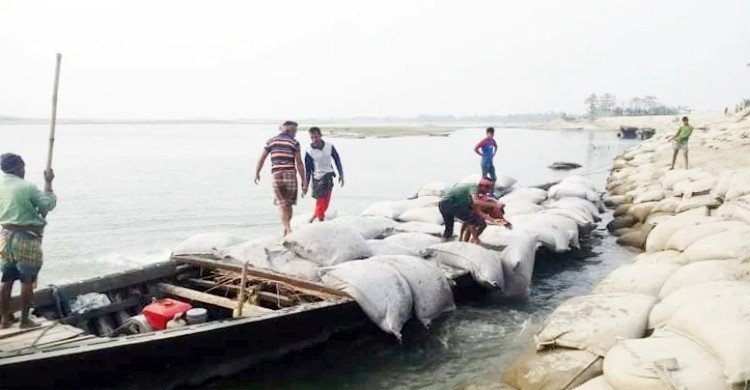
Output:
[234, 262, 249, 318]
[46, 53, 62, 172]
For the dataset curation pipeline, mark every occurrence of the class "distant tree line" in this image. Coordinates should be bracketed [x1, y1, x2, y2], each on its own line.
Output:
[584, 93, 688, 117]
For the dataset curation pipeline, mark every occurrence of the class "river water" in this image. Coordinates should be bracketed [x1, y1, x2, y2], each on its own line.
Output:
[2, 123, 637, 388]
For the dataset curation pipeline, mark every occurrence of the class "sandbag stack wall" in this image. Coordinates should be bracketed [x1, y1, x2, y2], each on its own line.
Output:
[505, 113, 750, 389]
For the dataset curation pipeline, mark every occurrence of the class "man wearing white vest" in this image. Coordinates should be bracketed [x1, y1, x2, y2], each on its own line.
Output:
[304, 127, 344, 223]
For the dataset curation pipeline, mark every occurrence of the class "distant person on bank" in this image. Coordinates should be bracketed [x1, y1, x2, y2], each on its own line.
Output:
[304, 127, 344, 223]
[255, 121, 308, 236]
[439, 179, 494, 244]
[668, 116, 693, 170]
[474, 127, 498, 189]
[0, 153, 56, 329]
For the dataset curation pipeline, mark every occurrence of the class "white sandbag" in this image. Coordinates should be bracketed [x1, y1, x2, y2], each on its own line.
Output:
[479, 225, 526, 249]
[644, 208, 709, 252]
[643, 212, 672, 226]
[561, 175, 597, 191]
[715, 202, 750, 224]
[603, 330, 730, 390]
[574, 376, 615, 390]
[496, 174, 517, 189]
[173, 232, 245, 257]
[627, 202, 658, 222]
[633, 190, 664, 204]
[320, 260, 413, 339]
[725, 169, 750, 200]
[632, 250, 686, 265]
[416, 181, 446, 198]
[499, 233, 538, 298]
[683, 177, 716, 198]
[658, 260, 750, 298]
[220, 237, 277, 269]
[593, 262, 679, 296]
[384, 232, 442, 253]
[711, 170, 734, 199]
[361, 200, 413, 219]
[394, 221, 443, 236]
[529, 213, 580, 248]
[648, 281, 750, 328]
[331, 215, 396, 239]
[370, 255, 455, 327]
[276, 259, 322, 282]
[504, 348, 602, 390]
[366, 239, 420, 257]
[675, 194, 721, 213]
[397, 206, 443, 225]
[665, 220, 744, 251]
[509, 214, 571, 252]
[290, 209, 338, 229]
[660, 169, 692, 190]
[650, 197, 681, 214]
[539, 207, 595, 228]
[615, 224, 653, 249]
[666, 283, 750, 383]
[534, 293, 657, 356]
[283, 222, 373, 266]
[548, 197, 601, 219]
[603, 194, 631, 208]
[681, 226, 750, 262]
[549, 183, 599, 202]
[501, 187, 548, 204]
[503, 200, 543, 217]
[671, 179, 693, 197]
[423, 242, 504, 289]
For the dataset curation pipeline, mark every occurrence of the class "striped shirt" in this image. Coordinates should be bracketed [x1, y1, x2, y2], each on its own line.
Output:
[265, 132, 300, 173]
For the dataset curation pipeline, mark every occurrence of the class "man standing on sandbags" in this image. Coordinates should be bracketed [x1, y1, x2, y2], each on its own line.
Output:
[439, 179, 494, 244]
[668, 116, 693, 170]
[255, 121, 308, 236]
[0, 153, 56, 329]
[474, 127, 498, 188]
[304, 127, 344, 223]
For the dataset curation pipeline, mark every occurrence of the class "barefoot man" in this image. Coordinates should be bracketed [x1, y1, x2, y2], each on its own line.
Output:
[304, 127, 344, 223]
[438, 178, 493, 244]
[255, 121, 307, 236]
[0, 153, 56, 329]
[668, 116, 693, 170]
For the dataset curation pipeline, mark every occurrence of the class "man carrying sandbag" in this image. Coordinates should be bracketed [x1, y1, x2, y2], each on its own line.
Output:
[459, 194, 512, 241]
[0, 153, 56, 329]
[255, 121, 308, 236]
[439, 179, 494, 244]
[304, 127, 344, 223]
[668, 116, 693, 170]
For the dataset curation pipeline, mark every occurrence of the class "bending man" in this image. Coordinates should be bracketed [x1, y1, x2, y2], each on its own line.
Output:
[304, 127, 344, 222]
[0, 153, 56, 329]
[255, 121, 307, 236]
[438, 179, 493, 244]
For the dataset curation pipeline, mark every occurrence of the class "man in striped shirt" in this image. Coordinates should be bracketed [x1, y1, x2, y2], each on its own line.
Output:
[254, 121, 308, 236]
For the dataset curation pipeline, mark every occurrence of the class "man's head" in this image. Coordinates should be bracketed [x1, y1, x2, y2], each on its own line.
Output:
[682, 116, 689, 125]
[486, 127, 495, 138]
[282, 121, 299, 137]
[478, 178, 493, 194]
[309, 127, 323, 144]
[0, 153, 25, 178]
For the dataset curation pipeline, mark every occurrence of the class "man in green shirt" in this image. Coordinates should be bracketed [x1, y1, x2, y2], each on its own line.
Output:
[439, 179, 493, 244]
[668, 116, 694, 170]
[0, 153, 56, 329]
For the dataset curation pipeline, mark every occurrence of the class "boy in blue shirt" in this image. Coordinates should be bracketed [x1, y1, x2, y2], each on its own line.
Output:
[474, 127, 498, 186]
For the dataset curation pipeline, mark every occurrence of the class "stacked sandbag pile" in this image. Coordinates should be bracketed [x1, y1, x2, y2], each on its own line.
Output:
[505, 120, 750, 389]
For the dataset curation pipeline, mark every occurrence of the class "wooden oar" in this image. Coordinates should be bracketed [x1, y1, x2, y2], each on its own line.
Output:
[46, 53, 62, 173]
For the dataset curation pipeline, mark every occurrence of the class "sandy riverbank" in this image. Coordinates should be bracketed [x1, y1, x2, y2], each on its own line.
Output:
[501, 107, 750, 389]
[532, 110, 745, 134]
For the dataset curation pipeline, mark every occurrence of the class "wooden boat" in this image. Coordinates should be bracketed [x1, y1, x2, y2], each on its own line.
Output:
[0, 254, 475, 388]
[0, 255, 369, 388]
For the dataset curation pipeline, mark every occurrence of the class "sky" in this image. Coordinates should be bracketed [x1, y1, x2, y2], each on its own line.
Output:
[1, 0, 748, 120]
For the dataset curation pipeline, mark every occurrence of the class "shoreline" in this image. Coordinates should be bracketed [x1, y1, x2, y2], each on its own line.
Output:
[502, 107, 750, 388]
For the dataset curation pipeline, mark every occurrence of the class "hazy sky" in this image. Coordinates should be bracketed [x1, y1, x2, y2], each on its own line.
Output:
[1, 0, 748, 119]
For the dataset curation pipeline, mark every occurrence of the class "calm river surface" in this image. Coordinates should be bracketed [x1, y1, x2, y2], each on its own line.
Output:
[2, 123, 637, 388]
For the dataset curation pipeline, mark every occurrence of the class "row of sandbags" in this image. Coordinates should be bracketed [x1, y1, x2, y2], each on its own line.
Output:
[505, 132, 750, 389]
[171, 173, 605, 340]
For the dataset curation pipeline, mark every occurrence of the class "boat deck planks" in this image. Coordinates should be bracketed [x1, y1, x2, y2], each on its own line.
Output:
[0, 324, 83, 352]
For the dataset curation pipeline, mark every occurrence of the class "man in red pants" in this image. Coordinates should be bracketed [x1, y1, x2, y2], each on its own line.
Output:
[304, 127, 344, 222]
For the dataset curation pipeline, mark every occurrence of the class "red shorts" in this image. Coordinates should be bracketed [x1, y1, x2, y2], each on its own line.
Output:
[272, 170, 298, 207]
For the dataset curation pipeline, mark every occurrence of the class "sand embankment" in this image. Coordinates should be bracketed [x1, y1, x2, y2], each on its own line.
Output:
[533, 110, 742, 134]
[502, 108, 750, 389]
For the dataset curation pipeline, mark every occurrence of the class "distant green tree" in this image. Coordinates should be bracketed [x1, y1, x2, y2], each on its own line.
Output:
[584, 93, 599, 117]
